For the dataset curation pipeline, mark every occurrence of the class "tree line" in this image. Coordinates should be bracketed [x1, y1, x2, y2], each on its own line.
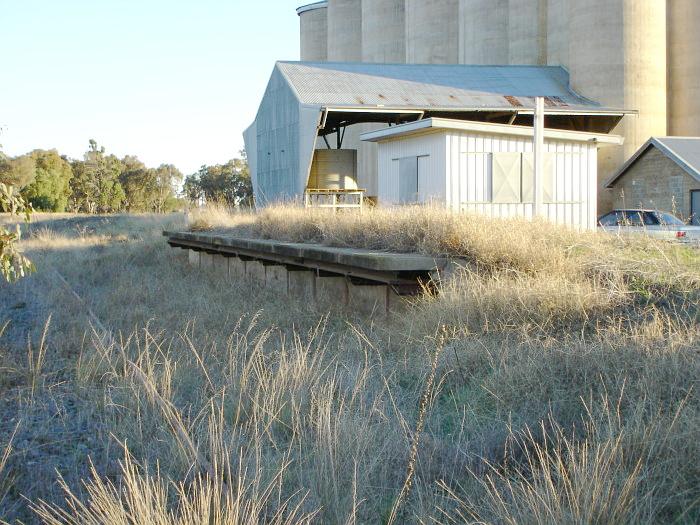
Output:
[183, 153, 253, 208]
[0, 140, 252, 213]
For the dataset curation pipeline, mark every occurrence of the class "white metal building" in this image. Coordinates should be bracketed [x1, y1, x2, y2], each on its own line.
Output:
[361, 118, 623, 229]
[243, 61, 629, 207]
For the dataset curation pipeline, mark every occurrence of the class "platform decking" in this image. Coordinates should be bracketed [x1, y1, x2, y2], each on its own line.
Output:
[164, 231, 448, 295]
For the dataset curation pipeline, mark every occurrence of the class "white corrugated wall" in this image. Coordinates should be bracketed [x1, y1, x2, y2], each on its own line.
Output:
[376, 130, 598, 229]
[446, 131, 598, 229]
[376, 132, 446, 204]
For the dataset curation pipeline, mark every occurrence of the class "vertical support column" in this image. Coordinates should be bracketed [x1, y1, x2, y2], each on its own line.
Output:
[188, 249, 200, 267]
[212, 254, 229, 277]
[288, 268, 316, 303]
[229, 256, 247, 280]
[265, 265, 290, 296]
[246, 260, 266, 284]
[315, 271, 349, 309]
[533, 96, 545, 217]
[200, 252, 214, 270]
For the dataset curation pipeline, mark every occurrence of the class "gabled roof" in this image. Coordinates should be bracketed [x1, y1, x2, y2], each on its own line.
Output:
[276, 61, 630, 115]
[605, 137, 700, 187]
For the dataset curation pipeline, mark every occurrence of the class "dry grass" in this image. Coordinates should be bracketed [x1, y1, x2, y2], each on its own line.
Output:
[190, 204, 699, 279]
[32, 446, 317, 525]
[191, 204, 700, 333]
[0, 208, 698, 524]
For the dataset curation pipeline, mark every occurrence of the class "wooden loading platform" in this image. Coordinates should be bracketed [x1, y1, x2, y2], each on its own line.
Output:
[164, 231, 449, 312]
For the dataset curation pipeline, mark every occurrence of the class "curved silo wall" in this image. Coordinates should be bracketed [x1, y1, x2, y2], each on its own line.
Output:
[569, 0, 667, 212]
[360, 0, 406, 198]
[327, 0, 362, 61]
[298, 3, 329, 61]
[459, 0, 508, 65]
[546, 0, 569, 66]
[362, 0, 405, 63]
[405, 0, 459, 64]
[668, 0, 700, 136]
[508, 0, 547, 65]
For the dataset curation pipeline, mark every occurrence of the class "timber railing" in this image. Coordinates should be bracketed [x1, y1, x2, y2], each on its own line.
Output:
[304, 188, 366, 212]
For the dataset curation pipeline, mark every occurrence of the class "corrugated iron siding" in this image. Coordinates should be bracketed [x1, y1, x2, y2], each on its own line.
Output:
[377, 130, 598, 229]
[244, 68, 320, 206]
[250, 68, 304, 205]
[447, 131, 598, 229]
[377, 132, 447, 204]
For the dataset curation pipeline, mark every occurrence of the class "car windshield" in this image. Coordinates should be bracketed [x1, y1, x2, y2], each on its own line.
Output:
[656, 212, 685, 226]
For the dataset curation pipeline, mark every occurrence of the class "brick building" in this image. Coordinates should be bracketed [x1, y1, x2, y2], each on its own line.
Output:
[605, 137, 700, 224]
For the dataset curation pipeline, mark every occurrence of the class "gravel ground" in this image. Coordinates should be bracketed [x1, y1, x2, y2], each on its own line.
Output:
[0, 222, 116, 523]
[0, 275, 50, 350]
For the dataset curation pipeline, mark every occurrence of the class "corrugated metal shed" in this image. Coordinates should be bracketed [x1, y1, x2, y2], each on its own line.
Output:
[244, 61, 629, 207]
[373, 119, 601, 229]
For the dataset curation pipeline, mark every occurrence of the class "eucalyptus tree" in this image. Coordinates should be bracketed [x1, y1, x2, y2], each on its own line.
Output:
[0, 182, 33, 282]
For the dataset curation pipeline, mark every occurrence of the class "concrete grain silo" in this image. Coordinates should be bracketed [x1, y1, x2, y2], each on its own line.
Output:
[546, 0, 569, 66]
[568, 0, 667, 212]
[508, 0, 547, 65]
[324, 0, 363, 195]
[459, 0, 508, 65]
[405, 0, 459, 64]
[297, 2, 329, 61]
[360, 0, 406, 197]
[668, 0, 700, 137]
[362, 0, 406, 63]
[327, 0, 362, 61]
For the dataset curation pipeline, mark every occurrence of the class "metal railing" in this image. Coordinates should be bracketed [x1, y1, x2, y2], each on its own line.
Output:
[304, 188, 366, 212]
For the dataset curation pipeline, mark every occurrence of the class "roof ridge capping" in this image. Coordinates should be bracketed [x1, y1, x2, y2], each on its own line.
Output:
[605, 136, 700, 187]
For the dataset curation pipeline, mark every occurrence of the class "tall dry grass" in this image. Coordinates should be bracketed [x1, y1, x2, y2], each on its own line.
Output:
[190, 204, 700, 334]
[438, 393, 698, 525]
[32, 445, 317, 525]
[0, 209, 697, 523]
[189, 204, 699, 281]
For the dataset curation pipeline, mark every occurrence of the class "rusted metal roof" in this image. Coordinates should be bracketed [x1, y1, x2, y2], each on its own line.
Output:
[277, 61, 628, 114]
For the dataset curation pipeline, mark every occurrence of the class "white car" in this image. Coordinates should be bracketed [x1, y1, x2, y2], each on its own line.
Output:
[598, 209, 700, 243]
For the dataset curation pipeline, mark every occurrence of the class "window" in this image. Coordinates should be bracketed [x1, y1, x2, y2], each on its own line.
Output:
[620, 211, 645, 226]
[656, 211, 684, 226]
[642, 212, 660, 226]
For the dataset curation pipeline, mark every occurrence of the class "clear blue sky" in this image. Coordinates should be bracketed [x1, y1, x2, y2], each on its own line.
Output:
[0, 0, 301, 175]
